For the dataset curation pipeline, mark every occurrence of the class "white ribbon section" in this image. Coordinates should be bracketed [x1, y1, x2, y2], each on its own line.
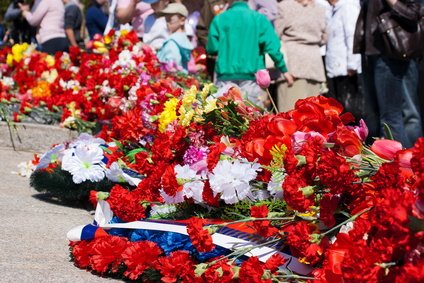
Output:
[69, 200, 314, 275]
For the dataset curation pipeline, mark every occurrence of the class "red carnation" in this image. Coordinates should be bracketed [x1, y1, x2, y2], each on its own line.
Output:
[286, 222, 329, 265]
[107, 185, 146, 222]
[155, 251, 196, 283]
[89, 236, 129, 274]
[186, 217, 216, 253]
[319, 193, 340, 228]
[250, 205, 279, 238]
[70, 240, 94, 268]
[282, 173, 314, 212]
[202, 181, 220, 207]
[161, 165, 183, 197]
[239, 256, 269, 283]
[264, 253, 288, 272]
[317, 150, 356, 194]
[122, 241, 163, 280]
[202, 257, 237, 282]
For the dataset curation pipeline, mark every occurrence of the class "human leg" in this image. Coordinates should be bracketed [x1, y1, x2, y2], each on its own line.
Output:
[402, 59, 422, 148]
[361, 55, 381, 144]
[373, 55, 409, 146]
[238, 80, 263, 108]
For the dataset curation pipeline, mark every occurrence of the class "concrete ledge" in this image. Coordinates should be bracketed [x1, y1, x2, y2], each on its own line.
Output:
[0, 122, 79, 151]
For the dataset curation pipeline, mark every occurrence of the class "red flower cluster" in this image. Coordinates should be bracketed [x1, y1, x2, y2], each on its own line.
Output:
[186, 217, 215, 253]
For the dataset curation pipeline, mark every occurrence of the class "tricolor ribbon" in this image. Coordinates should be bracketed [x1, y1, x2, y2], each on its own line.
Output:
[67, 200, 314, 275]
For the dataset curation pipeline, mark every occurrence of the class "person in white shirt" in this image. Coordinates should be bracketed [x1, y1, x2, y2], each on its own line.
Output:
[325, 0, 363, 120]
[142, 0, 170, 50]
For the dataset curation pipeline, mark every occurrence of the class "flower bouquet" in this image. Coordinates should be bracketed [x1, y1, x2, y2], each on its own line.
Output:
[29, 82, 424, 281]
[15, 31, 424, 282]
[0, 29, 206, 134]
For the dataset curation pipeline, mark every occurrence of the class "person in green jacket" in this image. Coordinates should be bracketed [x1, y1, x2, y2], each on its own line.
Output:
[206, 0, 294, 108]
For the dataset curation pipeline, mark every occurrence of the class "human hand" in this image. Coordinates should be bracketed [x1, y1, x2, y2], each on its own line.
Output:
[283, 72, 295, 87]
[385, 0, 397, 7]
[18, 3, 30, 12]
[347, 69, 357, 76]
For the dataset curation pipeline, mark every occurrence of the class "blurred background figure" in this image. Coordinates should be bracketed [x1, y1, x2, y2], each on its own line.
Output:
[353, 0, 422, 148]
[325, 0, 364, 121]
[207, 0, 294, 108]
[85, 0, 108, 40]
[0, 14, 9, 46]
[142, 0, 170, 51]
[4, 0, 35, 46]
[248, 0, 277, 27]
[196, 0, 229, 81]
[183, 0, 204, 47]
[156, 3, 193, 71]
[116, 0, 154, 41]
[19, 0, 69, 54]
[275, 0, 327, 112]
[63, 0, 84, 48]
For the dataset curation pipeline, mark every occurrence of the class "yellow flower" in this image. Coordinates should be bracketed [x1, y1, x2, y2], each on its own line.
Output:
[93, 41, 105, 48]
[41, 69, 58, 83]
[96, 47, 108, 54]
[203, 98, 217, 113]
[270, 144, 287, 157]
[158, 97, 179, 133]
[104, 35, 112, 45]
[7, 43, 30, 66]
[201, 83, 214, 101]
[6, 54, 13, 67]
[45, 55, 55, 67]
[182, 85, 197, 108]
[179, 106, 194, 127]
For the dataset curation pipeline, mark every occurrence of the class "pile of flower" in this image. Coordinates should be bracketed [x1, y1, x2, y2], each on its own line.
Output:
[0, 29, 205, 133]
[29, 85, 424, 281]
[13, 31, 424, 282]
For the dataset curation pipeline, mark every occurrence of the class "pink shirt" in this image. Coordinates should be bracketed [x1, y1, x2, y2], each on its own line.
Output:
[117, 0, 153, 38]
[25, 0, 66, 44]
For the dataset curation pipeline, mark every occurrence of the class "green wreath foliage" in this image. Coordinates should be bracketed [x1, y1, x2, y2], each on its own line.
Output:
[30, 167, 133, 202]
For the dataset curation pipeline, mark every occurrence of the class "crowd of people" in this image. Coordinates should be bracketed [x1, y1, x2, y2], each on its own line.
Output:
[0, 0, 423, 147]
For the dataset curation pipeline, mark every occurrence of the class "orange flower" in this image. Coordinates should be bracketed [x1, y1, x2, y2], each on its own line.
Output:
[31, 80, 51, 98]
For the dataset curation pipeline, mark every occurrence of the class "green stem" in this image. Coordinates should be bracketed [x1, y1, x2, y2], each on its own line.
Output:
[213, 217, 296, 228]
[321, 207, 373, 237]
[207, 236, 285, 267]
[266, 88, 279, 114]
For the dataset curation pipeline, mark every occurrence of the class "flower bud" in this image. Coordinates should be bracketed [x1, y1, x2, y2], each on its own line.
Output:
[370, 139, 403, 160]
[93, 33, 103, 41]
[255, 69, 271, 88]
[86, 40, 94, 49]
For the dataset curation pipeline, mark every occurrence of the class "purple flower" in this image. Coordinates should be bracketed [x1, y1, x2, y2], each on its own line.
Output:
[183, 146, 208, 166]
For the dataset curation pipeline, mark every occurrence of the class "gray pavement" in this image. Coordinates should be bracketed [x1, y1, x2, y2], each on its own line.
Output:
[0, 146, 118, 282]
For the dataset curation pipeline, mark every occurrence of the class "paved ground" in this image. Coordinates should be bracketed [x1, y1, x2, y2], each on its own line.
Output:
[0, 146, 117, 282]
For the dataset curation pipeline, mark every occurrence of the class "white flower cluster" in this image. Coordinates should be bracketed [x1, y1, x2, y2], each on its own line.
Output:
[112, 49, 137, 69]
[160, 157, 264, 205]
[35, 133, 140, 186]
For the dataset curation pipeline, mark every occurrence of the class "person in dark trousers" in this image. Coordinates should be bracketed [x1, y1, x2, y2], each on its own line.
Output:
[353, 0, 423, 148]
[5, 0, 35, 45]
[85, 0, 109, 40]
[20, 0, 69, 54]
[63, 0, 84, 48]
